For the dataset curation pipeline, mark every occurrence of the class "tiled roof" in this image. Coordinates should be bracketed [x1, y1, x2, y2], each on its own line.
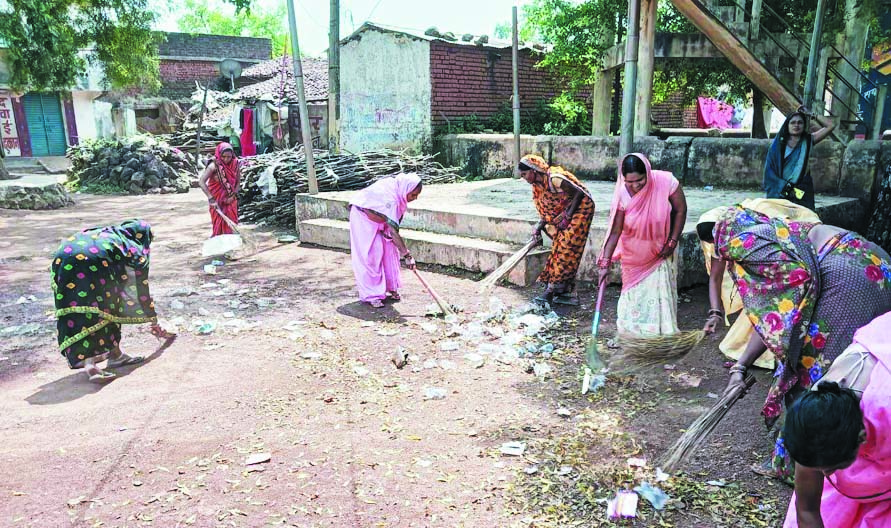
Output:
[342, 22, 549, 51]
[236, 56, 328, 103]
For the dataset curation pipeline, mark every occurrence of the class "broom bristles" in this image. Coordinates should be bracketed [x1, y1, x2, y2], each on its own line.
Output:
[478, 239, 538, 292]
[661, 374, 756, 471]
[614, 330, 706, 368]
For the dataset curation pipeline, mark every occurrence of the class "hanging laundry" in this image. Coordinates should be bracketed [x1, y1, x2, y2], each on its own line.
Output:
[696, 97, 735, 129]
[240, 108, 256, 157]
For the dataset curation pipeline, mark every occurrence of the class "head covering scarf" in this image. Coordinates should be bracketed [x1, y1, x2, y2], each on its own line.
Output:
[603, 153, 679, 290]
[214, 142, 239, 191]
[764, 112, 812, 198]
[519, 154, 550, 173]
[349, 173, 422, 229]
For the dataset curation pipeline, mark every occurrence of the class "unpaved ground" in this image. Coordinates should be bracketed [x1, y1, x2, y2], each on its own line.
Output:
[0, 190, 790, 527]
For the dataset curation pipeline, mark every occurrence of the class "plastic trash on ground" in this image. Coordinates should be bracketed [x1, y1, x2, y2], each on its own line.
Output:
[633, 482, 670, 510]
[202, 234, 242, 257]
[607, 490, 639, 519]
[499, 441, 526, 456]
[423, 387, 448, 400]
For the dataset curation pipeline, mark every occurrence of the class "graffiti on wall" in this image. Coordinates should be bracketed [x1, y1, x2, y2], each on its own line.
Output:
[0, 92, 21, 156]
[341, 92, 428, 151]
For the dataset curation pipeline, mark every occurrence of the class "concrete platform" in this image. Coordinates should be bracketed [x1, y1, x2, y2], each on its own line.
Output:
[296, 179, 865, 288]
[300, 218, 551, 286]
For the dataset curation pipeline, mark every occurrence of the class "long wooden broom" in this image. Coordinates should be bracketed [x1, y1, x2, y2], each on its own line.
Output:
[478, 238, 539, 294]
[660, 373, 756, 471]
[412, 268, 457, 316]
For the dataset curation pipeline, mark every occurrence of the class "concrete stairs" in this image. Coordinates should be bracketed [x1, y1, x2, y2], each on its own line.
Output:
[295, 185, 552, 286]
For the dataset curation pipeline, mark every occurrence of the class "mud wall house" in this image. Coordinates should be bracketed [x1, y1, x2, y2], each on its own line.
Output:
[0, 48, 108, 158]
[339, 22, 566, 153]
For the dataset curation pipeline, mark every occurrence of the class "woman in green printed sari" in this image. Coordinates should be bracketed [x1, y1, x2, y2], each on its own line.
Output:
[51, 219, 174, 382]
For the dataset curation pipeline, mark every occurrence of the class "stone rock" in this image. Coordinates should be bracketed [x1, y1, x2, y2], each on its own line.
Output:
[0, 183, 74, 210]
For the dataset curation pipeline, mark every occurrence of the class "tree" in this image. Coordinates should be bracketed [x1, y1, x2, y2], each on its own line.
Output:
[0, 0, 161, 92]
[177, 0, 290, 57]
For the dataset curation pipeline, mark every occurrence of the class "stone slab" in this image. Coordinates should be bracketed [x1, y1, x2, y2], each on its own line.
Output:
[299, 218, 551, 286]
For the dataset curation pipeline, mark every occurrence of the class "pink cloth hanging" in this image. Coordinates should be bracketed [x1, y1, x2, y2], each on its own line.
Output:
[783, 311, 891, 527]
[696, 97, 734, 129]
[603, 153, 679, 291]
[239, 108, 256, 157]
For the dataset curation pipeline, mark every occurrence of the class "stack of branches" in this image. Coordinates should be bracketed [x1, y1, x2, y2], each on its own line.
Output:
[156, 130, 228, 158]
[238, 146, 463, 226]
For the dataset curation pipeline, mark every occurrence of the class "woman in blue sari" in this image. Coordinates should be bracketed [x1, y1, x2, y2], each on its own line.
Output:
[763, 109, 835, 211]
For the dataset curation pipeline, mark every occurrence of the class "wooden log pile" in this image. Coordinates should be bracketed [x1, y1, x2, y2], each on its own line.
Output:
[238, 147, 463, 226]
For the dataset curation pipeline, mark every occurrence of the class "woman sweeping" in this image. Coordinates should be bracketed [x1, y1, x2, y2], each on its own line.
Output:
[763, 108, 835, 211]
[598, 153, 687, 338]
[519, 154, 595, 305]
[349, 173, 423, 308]
[697, 199, 821, 370]
[199, 142, 241, 236]
[781, 311, 891, 527]
[51, 220, 173, 382]
[698, 206, 891, 483]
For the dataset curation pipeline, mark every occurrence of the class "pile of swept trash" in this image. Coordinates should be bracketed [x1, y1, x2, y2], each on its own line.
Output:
[66, 135, 198, 194]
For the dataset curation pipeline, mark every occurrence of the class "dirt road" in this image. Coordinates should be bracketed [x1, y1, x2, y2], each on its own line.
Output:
[0, 190, 790, 527]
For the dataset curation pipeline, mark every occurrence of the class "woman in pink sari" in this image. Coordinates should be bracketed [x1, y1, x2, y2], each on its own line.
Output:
[598, 153, 688, 337]
[349, 173, 423, 308]
[782, 311, 891, 527]
[199, 143, 241, 236]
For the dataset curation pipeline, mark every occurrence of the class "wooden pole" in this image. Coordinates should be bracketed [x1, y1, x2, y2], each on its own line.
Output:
[511, 5, 521, 174]
[195, 83, 209, 169]
[328, 0, 340, 153]
[620, 0, 641, 155]
[802, 0, 827, 109]
[286, 0, 319, 194]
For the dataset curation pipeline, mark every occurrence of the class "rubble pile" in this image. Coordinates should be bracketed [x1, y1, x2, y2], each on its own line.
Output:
[66, 136, 198, 194]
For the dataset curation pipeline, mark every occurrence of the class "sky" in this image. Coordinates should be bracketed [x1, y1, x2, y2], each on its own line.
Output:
[153, 0, 536, 57]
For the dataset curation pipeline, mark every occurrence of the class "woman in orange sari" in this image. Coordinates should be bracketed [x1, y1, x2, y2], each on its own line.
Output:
[199, 143, 241, 236]
[519, 154, 595, 305]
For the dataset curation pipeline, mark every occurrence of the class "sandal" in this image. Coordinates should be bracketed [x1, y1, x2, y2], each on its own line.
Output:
[367, 299, 385, 308]
[750, 461, 777, 478]
[87, 369, 117, 383]
[387, 291, 401, 301]
[106, 354, 145, 369]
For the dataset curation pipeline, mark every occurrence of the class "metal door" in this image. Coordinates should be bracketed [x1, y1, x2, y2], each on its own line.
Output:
[22, 93, 67, 156]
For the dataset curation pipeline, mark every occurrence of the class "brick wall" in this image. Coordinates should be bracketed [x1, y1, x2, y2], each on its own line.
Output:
[429, 41, 574, 127]
[651, 91, 698, 128]
[158, 32, 271, 61]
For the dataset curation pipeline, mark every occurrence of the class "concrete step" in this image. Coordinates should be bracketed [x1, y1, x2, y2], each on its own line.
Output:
[299, 218, 551, 286]
[3, 158, 46, 173]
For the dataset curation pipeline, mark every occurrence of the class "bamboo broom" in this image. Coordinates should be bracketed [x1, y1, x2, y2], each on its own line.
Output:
[412, 268, 457, 316]
[660, 374, 756, 471]
[214, 205, 258, 256]
[478, 238, 538, 294]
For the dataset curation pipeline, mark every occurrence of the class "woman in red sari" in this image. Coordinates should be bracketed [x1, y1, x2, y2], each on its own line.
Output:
[199, 143, 241, 236]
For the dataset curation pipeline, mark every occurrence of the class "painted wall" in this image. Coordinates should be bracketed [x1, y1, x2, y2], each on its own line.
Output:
[340, 29, 431, 153]
[72, 92, 99, 141]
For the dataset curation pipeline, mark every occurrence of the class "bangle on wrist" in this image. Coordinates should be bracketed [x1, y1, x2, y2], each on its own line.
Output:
[728, 364, 747, 375]
[707, 309, 724, 318]
[666, 238, 678, 247]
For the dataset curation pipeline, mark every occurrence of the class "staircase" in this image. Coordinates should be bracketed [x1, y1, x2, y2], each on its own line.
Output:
[671, 0, 880, 137]
[295, 180, 552, 286]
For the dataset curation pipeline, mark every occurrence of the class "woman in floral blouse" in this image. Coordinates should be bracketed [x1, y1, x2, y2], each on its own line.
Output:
[697, 205, 891, 484]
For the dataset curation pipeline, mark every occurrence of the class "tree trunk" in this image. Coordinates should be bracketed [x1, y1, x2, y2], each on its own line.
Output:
[0, 158, 10, 181]
[751, 89, 768, 138]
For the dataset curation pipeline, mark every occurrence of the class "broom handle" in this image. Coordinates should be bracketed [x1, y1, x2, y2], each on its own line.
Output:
[214, 204, 243, 235]
[591, 276, 607, 334]
[412, 268, 455, 316]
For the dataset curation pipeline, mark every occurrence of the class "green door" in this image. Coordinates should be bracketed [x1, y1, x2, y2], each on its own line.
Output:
[22, 93, 67, 156]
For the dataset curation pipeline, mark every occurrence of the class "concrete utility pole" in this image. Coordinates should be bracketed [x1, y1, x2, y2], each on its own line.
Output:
[802, 0, 827, 109]
[619, 0, 641, 156]
[511, 5, 521, 173]
[328, 0, 340, 153]
[287, 0, 319, 194]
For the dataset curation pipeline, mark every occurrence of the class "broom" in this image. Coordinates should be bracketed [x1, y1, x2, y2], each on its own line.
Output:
[478, 238, 538, 293]
[411, 268, 457, 316]
[613, 330, 707, 368]
[213, 205, 258, 256]
[582, 276, 608, 393]
[660, 373, 756, 471]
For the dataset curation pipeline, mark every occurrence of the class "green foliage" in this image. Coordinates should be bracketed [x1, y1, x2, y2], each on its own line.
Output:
[435, 96, 590, 136]
[178, 0, 289, 56]
[523, 0, 625, 91]
[0, 0, 161, 92]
